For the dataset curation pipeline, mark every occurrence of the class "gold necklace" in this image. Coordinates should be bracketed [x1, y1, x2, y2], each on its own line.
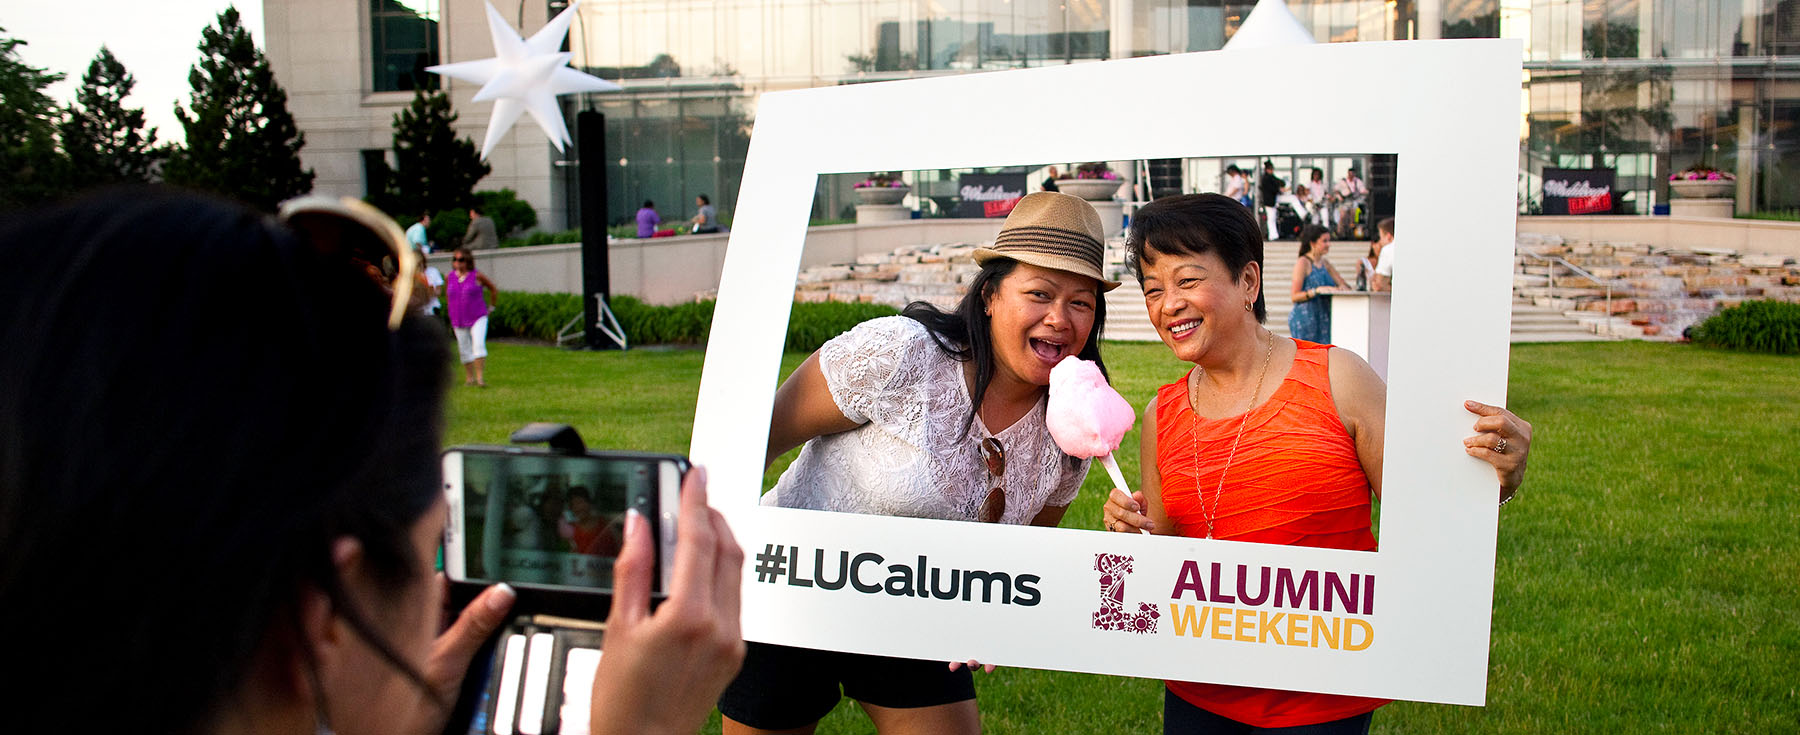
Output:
[1191, 330, 1277, 539]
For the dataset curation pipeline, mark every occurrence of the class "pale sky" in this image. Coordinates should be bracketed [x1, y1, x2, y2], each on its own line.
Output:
[2, 0, 267, 141]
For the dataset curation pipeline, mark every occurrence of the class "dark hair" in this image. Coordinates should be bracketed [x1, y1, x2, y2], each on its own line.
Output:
[1125, 193, 1267, 322]
[568, 486, 592, 503]
[1225, 164, 1241, 175]
[643, 200, 655, 208]
[1263, 160, 1274, 169]
[0, 188, 452, 732]
[1297, 224, 1330, 257]
[1377, 217, 1395, 236]
[696, 194, 710, 205]
[454, 246, 475, 265]
[1311, 167, 1324, 180]
[900, 258, 1107, 437]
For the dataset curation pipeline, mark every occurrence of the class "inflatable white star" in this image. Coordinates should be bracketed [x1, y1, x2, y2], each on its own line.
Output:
[426, 0, 621, 159]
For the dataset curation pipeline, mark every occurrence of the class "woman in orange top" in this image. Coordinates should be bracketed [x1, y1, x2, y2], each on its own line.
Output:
[1102, 194, 1533, 734]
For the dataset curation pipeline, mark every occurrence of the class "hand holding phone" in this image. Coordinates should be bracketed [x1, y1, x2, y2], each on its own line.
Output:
[587, 467, 746, 735]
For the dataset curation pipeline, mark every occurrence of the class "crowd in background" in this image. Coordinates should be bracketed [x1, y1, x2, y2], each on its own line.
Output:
[1223, 161, 1369, 242]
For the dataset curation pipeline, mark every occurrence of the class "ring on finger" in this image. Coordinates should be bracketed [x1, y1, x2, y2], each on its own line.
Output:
[1107, 520, 1116, 532]
[1495, 437, 1508, 454]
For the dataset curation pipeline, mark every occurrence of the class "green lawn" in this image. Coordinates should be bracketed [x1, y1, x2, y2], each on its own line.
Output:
[446, 340, 1800, 733]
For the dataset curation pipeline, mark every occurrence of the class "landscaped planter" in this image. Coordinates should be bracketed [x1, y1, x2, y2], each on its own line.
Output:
[1670, 180, 1734, 199]
[1057, 178, 1123, 201]
[855, 185, 910, 205]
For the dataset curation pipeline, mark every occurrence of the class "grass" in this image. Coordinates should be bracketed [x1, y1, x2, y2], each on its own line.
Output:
[446, 339, 1800, 733]
[1740, 210, 1800, 222]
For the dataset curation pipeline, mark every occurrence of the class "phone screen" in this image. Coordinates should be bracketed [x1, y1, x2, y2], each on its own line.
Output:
[452, 451, 661, 592]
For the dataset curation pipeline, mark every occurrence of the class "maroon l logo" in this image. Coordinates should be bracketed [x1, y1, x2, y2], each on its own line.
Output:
[1092, 553, 1159, 634]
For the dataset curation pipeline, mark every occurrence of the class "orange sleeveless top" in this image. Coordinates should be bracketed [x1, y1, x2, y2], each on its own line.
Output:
[1155, 340, 1387, 727]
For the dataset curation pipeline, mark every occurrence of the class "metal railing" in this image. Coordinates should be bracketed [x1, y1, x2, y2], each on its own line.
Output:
[1519, 250, 1622, 336]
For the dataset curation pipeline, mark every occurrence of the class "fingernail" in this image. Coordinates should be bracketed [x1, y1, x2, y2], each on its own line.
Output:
[1465, 400, 1479, 409]
[688, 466, 709, 502]
[488, 583, 517, 613]
[625, 508, 643, 541]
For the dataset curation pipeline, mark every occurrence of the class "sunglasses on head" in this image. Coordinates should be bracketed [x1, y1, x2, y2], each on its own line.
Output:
[277, 196, 418, 331]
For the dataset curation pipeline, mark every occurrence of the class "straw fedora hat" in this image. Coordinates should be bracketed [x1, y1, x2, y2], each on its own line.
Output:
[972, 191, 1120, 291]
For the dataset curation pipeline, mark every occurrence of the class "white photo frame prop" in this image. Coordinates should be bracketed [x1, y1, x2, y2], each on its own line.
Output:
[692, 40, 1522, 705]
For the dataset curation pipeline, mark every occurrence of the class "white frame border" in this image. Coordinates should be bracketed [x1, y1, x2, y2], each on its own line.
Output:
[692, 39, 1522, 705]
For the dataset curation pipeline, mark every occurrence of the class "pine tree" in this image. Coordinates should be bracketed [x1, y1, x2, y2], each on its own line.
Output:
[381, 88, 489, 218]
[0, 28, 70, 210]
[59, 46, 163, 191]
[164, 7, 313, 211]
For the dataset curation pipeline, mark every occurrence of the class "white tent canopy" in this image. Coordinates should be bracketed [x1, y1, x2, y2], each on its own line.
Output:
[1223, 0, 1318, 50]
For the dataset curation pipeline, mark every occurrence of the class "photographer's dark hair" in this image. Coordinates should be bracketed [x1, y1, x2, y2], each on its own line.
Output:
[1125, 193, 1267, 322]
[900, 258, 1108, 436]
[0, 188, 452, 733]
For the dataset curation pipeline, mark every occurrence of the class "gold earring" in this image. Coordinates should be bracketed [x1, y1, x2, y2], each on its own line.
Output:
[1244, 302, 1253, 312]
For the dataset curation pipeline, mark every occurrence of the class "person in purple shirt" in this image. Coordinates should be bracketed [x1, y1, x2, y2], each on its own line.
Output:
[446, 248, 500, 387]
[636, 200, 661, 238]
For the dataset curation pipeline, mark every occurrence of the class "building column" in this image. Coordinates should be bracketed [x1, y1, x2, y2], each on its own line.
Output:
[1111, 0, 1135, 59]
[1417, 0, 1441, 40]
[1736, 1, 1761, 215]
[1737, 102, 1758, 215]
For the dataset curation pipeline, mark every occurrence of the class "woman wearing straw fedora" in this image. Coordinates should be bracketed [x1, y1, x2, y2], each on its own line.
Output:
[718, 192, 1116, 735]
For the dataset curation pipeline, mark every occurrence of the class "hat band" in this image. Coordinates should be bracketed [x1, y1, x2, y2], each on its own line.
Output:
[991, 226, 1104, 273]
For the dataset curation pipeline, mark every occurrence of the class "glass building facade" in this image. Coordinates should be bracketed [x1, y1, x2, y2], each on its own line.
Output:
[551, 0, 1798, 226]
[1515, 0, 1800, 213]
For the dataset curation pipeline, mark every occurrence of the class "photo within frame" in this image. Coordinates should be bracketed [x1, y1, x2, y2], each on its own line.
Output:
[761, 158, 1396, 550]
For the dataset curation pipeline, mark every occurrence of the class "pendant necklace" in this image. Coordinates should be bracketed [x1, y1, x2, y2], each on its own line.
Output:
[1192, 330, 1277, 539]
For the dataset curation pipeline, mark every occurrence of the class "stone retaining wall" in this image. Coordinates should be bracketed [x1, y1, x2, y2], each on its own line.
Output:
[1514, 234, 1800, 338]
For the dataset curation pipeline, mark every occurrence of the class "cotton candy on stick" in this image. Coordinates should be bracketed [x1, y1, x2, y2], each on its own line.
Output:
[1046, 356, 1145, 533]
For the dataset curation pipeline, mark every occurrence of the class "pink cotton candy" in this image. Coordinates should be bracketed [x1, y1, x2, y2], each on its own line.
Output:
[1046, 356, 1135, 458]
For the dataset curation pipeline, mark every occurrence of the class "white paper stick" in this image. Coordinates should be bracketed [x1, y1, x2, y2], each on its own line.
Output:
[1099, 453, 1150, 535]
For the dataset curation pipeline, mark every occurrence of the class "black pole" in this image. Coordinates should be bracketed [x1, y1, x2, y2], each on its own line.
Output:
[577, 110, 616, 349]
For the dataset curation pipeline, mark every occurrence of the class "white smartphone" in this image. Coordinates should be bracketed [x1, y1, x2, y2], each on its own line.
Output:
[442, 446, 683, 602]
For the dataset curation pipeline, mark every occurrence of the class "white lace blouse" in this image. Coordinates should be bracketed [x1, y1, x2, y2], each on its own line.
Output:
[762, 316, 1089, 524]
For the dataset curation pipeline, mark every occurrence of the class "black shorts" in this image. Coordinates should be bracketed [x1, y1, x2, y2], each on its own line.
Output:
[716, 641, 977, 730]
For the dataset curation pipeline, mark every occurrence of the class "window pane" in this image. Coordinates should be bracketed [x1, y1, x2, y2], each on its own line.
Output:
[370, 0, 438, 92]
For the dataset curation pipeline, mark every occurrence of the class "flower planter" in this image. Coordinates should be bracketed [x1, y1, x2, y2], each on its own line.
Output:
[855, 185, 910, 205]
[1669, 180, 1734, 199]
[1057, 178, 1123, 201]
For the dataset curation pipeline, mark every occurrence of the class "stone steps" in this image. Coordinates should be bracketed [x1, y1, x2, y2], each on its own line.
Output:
[1103, 284, 1603, 344]
[1512, 234, 1800, 340]
[788, 235, 1780, 347]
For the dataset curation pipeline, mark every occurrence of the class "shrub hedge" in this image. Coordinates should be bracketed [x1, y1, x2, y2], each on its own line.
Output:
[609, 296, 716, 346]
[780, 301, 901, 352]
[487, 293, 901, 352]
[488, 292, 584, 342]
[501, 229, 582, 249]
[1689, 299, 1800, 355]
